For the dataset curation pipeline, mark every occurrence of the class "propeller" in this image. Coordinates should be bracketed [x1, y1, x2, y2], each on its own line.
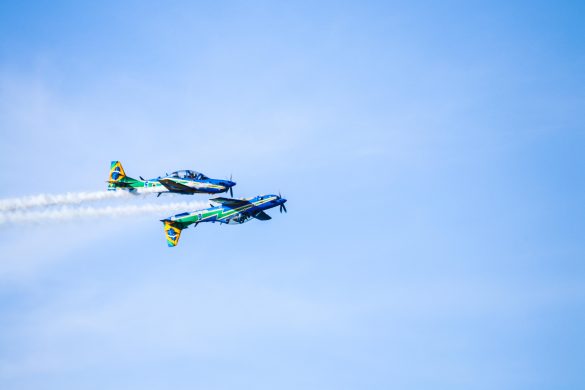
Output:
[278, 192, 287, 213]
[229, 174, 233, 197]
[139, 176, 145, 180]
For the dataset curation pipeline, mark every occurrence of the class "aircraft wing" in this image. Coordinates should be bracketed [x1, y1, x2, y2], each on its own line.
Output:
[210, 197, 251, 208]
[251, 210, 272, 221]
[158, 178, 195, 193]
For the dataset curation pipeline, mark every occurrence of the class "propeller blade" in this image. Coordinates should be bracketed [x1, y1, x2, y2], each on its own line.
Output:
[139, 176, 145, 180]
[229, 186, 233, 197]
[282, 204, 287, 213]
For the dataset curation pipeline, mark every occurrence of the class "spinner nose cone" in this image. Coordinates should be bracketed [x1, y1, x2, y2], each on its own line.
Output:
[221, 180, 236, 197]
[274, 195, 286, 205]
[276, 195, 287, 213]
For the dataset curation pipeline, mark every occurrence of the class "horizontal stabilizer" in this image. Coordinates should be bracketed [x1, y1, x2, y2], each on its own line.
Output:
[106, 180, 132, 187]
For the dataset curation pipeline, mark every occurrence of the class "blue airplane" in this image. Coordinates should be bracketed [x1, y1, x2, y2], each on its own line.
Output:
[161, 194, 288, 246]
[108, 161, 236, 197]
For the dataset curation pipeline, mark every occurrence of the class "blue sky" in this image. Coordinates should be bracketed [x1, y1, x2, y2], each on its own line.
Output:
[0, 1, 584, 389]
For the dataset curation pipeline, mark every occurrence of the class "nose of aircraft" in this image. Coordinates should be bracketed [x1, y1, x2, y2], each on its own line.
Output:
[221, 180, 236, 197]
[276, 194, 287, 213]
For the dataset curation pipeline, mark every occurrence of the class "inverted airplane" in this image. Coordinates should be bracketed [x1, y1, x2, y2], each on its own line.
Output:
[107, 161, 236, 196]
[161, 194, 288, 247]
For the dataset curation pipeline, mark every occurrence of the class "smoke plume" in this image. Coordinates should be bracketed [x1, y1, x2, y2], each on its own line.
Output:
[0, 201, 208, 225]
[0, 188, 163, 212]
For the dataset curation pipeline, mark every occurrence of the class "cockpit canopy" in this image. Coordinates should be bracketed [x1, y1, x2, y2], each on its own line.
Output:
[169, 170, 208, 180]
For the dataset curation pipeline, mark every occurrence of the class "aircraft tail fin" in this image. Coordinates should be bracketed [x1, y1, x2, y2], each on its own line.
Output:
[108, 161, 141, 190]
[108, 161, 126, 190]
[162, 220, 183, 247]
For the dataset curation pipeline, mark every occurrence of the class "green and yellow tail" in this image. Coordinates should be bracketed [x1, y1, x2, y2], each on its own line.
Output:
[108, 161, 126, 190]
[107, 161, 141, 190]
[163, 220, 183, 247]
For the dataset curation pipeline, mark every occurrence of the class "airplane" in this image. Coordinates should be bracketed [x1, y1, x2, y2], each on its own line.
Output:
[161, 194, 288, 247]
[107, 161, 236, 196]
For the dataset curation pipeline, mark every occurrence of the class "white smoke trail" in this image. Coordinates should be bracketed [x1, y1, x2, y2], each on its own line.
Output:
[0, 188, 163, 212]
[0, 201, 209, 225]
